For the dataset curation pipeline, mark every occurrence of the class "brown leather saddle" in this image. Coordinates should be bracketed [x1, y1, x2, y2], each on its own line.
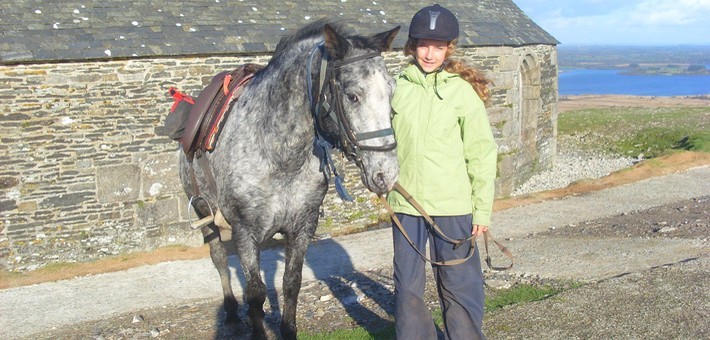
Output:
[168, 63, 264, 161]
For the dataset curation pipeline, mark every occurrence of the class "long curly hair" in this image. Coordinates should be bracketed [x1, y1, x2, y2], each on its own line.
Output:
[404, 38, 492, 105]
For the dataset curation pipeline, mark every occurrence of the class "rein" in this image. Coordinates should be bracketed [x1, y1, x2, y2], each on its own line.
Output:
[380, 182, 514, 269]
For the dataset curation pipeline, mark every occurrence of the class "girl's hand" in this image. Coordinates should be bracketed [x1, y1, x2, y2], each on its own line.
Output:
[472, 224, 488, 236]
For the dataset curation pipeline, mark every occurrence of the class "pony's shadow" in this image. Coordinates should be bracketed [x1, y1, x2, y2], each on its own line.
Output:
[210, 237, 395, 338]
[213, 241, 285, 338]
[304, 238, 394, 333]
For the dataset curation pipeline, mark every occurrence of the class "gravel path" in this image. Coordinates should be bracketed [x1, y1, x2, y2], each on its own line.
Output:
[485, 255, 709, 339]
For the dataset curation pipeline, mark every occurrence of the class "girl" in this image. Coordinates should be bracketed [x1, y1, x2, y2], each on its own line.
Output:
[388, 4, 498, 339]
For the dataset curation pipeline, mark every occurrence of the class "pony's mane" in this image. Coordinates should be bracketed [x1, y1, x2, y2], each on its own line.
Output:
[273, 19, 349, 55]
[274, 18, 351, 53]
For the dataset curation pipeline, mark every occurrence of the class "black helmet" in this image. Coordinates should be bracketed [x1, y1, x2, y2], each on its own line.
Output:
[408, 4, 459, 41]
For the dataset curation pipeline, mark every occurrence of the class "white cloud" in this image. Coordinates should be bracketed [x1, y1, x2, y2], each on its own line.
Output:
[542, 0, 710, 27]
[630, 0, 710, 25]
[530, 0, 710, 44]
[540, 9, 617, 30]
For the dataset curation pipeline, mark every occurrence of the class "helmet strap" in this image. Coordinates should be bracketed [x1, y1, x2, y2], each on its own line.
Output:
[413, 58, 448, 75]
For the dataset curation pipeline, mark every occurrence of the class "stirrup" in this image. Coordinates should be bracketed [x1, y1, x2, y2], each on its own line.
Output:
[187, 196, 214, 229]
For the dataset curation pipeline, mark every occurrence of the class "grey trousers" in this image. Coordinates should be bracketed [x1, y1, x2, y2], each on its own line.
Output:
[392, 213, 485, 340]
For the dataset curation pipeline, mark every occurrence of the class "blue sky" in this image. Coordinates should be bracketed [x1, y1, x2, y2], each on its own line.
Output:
[512, 0, 710, 45]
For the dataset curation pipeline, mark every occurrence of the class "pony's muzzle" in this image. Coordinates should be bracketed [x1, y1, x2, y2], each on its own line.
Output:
[368, 170, 398, 195]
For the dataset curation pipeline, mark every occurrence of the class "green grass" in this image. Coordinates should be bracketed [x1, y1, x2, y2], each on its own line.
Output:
[558, 106, 710, 158]
[675, 131, 710, 152]
[297, 283, 570, 339]
[484, 284, 563, 312]
[298, 325, 394, 340]
[347, 210, 365, 221]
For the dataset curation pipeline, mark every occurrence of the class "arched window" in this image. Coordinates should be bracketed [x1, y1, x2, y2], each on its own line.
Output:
[519, 54, 543, 162]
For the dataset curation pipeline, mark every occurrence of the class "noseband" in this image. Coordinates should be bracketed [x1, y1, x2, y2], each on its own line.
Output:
[307, 43, 397, 165]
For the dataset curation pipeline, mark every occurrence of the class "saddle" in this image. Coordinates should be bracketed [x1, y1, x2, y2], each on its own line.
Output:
[166, 63, 264, 161]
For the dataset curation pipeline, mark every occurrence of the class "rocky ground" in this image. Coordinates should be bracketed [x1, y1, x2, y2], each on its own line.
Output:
[24, 195, 709, 339]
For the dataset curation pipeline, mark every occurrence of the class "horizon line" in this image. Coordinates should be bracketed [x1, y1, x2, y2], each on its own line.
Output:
[558, 43, 710, 47]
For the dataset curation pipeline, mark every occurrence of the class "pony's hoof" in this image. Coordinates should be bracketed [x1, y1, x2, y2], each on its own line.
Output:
[224, 313, 240, 325]
[280, 322, 297, 340]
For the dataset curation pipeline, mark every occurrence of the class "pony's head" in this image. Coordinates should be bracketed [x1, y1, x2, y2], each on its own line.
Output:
[317, 24, 400, 195]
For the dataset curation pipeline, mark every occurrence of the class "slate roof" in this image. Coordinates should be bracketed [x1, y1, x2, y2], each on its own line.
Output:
[0, 0, 558, 64]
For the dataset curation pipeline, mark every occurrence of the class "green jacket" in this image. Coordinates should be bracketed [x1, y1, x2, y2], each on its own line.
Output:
[388, 64, 498, 226]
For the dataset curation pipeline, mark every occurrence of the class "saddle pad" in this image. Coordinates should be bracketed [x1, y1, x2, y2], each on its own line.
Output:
[204, 71, 257, 151]
[164, 87, 195, 140]
[180, 63, 264, 160]
[181, 70, 230, 159]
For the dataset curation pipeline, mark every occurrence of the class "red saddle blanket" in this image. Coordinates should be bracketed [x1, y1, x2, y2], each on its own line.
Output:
[166, 63, 263, 161]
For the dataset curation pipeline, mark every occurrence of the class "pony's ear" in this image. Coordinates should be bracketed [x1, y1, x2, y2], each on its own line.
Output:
[324, 24, 351, 60]
[371, 26, 400, 52]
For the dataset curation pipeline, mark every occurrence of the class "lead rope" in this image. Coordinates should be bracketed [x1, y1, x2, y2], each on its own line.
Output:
[380, 182, 514, 269]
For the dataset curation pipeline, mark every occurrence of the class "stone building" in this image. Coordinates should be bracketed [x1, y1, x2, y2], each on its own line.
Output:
[0, 0, 558, 270]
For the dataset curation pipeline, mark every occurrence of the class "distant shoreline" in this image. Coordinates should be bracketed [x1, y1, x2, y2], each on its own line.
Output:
[558, 94, 710, 112]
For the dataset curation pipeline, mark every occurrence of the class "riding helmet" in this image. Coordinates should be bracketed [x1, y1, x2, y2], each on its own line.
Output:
[408, 4, 459, 41]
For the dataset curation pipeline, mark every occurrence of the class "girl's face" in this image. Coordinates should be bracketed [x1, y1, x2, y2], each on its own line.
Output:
[414, 39, 449, 73]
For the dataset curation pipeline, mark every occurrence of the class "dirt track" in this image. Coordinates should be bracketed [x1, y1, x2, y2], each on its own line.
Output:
[558, 94, 710, 112]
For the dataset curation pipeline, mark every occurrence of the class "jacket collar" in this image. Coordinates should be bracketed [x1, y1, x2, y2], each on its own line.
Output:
[402, 63, 457, 88]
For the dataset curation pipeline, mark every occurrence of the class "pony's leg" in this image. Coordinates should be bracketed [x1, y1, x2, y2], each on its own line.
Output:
[235, 236, 268, 339]
[201, 224, 240, 324]
[279, 230, 312, 339]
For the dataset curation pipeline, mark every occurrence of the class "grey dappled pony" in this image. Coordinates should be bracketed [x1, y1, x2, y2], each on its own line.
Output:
[178, 21, 400, 339]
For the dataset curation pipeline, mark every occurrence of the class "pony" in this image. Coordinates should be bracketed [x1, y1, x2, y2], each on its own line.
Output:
[178, 20, 400, 339]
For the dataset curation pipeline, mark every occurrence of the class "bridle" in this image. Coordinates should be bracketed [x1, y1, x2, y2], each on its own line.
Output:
[307, 42, 397, 166]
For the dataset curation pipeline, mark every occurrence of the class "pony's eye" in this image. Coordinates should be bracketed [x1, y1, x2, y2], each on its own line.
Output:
[347, 93, 359, 103]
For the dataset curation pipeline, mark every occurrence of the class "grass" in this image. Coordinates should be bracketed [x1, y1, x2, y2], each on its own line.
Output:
[297, 283, 569, 339]
[558, 106, 709, 158]
[298, 327, 395, 340]
[484, 284, 566, 312]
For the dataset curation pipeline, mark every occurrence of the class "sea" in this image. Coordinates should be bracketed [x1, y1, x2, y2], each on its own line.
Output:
[559, 68, 710, 96]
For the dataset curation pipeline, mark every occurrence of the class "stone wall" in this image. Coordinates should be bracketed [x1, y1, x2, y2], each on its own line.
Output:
[0, 45, 557, 271]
